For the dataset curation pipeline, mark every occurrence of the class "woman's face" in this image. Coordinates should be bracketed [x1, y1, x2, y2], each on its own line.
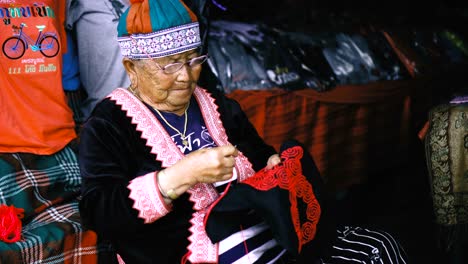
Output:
[126, 49, 202, 113]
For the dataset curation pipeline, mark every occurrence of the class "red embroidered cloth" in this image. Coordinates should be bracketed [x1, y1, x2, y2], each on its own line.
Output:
[205, 142, 335, 259]
[242, 146, 321, 253]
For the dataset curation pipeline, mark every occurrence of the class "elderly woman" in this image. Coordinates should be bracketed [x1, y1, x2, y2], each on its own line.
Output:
[78, 0, 409, 263]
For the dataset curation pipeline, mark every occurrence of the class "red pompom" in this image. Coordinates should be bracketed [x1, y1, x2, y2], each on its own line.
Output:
[130, 0, 145, 3]
[0, 205, 24, 243]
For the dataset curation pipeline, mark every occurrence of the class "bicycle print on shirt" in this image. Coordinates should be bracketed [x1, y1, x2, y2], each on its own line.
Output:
[1, 2, 60, 60]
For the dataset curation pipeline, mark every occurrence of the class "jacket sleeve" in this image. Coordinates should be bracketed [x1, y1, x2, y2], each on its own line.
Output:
[78, 112, 170, 239]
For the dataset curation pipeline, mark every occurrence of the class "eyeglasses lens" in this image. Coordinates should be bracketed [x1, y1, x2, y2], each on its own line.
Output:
[163, 55, 208, 74]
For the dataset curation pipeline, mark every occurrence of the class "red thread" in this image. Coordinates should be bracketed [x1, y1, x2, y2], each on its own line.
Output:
[129, 0, 144, 3]
[181, 251, 190, 264]
[0, 204, 24, 243]
[239, 224, 250, 262]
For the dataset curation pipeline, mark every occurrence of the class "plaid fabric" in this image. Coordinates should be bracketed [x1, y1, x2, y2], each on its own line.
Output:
[0, 147, 114, 263]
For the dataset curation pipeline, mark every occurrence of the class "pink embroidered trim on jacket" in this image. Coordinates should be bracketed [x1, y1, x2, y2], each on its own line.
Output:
[108, 87, 255, 263]
[108, 88, 183, 167]
[127, 172, 172, 224]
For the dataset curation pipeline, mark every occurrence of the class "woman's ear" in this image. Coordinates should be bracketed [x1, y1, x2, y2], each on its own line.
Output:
[123, 58, 138, 86]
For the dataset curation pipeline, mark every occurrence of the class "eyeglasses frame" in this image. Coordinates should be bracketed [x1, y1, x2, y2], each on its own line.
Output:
[148, 54, 209, 74]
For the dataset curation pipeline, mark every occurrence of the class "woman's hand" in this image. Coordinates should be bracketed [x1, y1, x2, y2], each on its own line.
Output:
[186, 145, 239, 184]
[265, 154, 281, 170]
[158, 145, 238, 198]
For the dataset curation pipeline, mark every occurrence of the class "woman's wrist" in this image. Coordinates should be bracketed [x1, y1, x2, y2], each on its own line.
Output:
[157, 170, 179, 200]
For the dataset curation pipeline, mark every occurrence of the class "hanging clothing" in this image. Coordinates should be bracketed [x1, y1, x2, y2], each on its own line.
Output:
[425, 102, 468, 256]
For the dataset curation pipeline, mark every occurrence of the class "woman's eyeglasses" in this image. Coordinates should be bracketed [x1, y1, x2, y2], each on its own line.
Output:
[149, 54, 209, 74]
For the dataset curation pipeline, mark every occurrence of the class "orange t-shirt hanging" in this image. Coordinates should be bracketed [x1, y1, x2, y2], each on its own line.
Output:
[0, 1, 76, 155]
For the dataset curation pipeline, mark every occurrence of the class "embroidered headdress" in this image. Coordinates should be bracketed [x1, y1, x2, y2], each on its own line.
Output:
[117, 0, 201, 59]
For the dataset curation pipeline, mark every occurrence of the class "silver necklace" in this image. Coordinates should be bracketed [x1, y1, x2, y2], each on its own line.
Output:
[129, 86, 190, 146]
[153, 101, 190, 146]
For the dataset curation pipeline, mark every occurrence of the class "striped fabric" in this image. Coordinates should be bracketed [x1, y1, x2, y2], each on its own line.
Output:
[227, 80, 425, 192]
[320, 226, 407, 264]
[218, 221, 286, 264]
[0, 147, 113, 263]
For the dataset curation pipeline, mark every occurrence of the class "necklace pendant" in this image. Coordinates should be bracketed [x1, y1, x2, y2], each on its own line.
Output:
[182, 139, 188, 146]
